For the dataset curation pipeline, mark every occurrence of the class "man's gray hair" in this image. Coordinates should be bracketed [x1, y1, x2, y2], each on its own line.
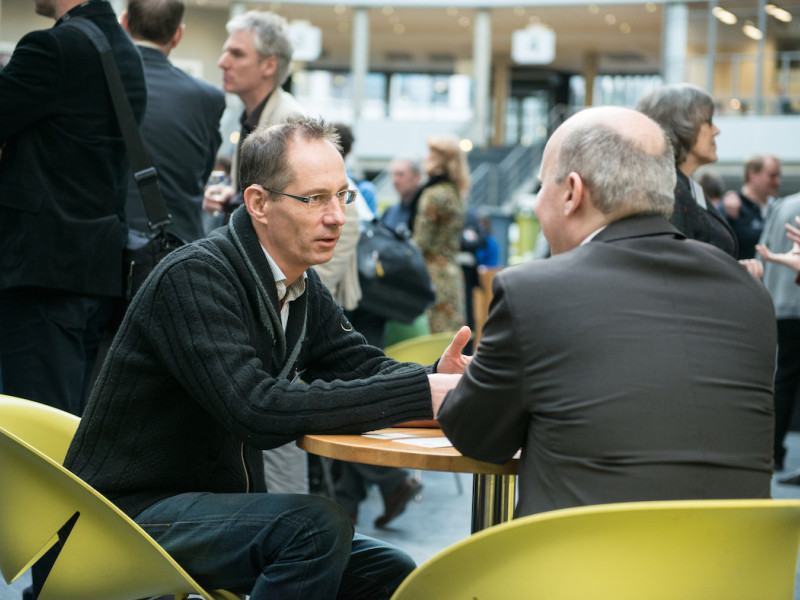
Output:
[554, 122, 676, 218]
[239, 115, 341, 198]
[226, 10, 294, 86]
[391, 156, 422, 176]
[636, 83, 715, 166]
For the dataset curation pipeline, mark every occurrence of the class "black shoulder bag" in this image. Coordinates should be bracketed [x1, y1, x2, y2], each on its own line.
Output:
[64, 17, 185, 305]
[356, 219, 436, 324]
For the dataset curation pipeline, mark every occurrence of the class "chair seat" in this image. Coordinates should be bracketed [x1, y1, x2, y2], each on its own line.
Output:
[0, 395, 236, 600]
[391, 498, 800, 600]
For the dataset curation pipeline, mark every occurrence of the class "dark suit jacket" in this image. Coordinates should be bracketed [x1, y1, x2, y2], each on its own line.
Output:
[671, 169, 738, 258]
[0, 0, 146, 296]
[438, 214, 777, 517]
[125, 46, 225, 242]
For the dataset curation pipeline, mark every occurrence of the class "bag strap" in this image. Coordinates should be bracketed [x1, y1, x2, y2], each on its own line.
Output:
[64, 16, 172, 232]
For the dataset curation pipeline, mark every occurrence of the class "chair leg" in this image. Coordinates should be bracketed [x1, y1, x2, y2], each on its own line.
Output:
[413, 469, 423, 500]
[453, 472, 463, 495]
[320, 457, 336, 499]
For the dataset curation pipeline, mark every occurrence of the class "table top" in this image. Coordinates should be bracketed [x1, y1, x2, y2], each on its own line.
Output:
[297, 428, 518, 475]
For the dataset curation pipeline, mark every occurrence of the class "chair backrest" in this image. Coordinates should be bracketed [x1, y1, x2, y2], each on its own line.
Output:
[384, 330, 459, 365]
[391, 499, 800, 600]
[0, 425, 228, 600]
[0, 394, 80, 463]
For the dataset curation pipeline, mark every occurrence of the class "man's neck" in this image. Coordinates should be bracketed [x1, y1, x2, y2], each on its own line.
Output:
[741, 184, 768, 206]
[53, 0, 90, 21]
[134, 39, 170, 57]
[240, 82, 276, 117]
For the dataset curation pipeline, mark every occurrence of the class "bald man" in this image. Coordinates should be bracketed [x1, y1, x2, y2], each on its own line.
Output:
[436, 107, 777, 517]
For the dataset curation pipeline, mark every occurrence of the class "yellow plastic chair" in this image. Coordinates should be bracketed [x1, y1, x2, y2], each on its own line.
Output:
[391, 499, 800, 600]
[0, 394, 80, 463]
[384, 330, 459, 365]
[0, 425, 239, 600]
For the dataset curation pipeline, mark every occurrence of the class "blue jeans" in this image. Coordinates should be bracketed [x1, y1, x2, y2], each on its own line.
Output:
[135, 492, 416, 600]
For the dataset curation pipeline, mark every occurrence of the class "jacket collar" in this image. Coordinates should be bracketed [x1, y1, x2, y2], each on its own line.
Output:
[228, 206, 307, 378]
[591, 213, 686, 244]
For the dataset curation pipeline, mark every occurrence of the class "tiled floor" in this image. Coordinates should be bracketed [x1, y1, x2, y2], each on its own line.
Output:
[4, 436, 800, 600]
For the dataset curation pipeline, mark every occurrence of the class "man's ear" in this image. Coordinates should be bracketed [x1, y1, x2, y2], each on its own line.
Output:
[563, 172, 585, 216]
[260, 55, 278, 80]
[169, 24, 185, 50]
[120, 10, 130, 34]
[244, 185, 269, 225]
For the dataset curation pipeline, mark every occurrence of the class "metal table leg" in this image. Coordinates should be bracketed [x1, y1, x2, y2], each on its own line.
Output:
[470, 473, 516, 533]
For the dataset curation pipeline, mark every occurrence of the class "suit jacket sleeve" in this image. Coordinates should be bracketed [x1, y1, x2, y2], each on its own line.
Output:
[0, 31, 62, 141]
[437, 272, 528, 463]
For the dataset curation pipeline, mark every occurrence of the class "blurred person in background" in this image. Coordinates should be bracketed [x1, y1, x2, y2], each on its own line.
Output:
[203, 10, 302, 222]
[122, 0, 225, 244]
[382, 156, 422, 233]
[722, 154, 782, 259]
[412, 135, 470, 333]
[697, 171, 725, 212]
[637, 83, 738, 258]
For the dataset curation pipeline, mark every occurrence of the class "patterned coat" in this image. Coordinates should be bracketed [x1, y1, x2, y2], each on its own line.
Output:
[413, 180, 467, 333]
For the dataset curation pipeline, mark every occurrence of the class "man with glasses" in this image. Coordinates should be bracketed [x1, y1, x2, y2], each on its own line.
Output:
[64, 116, 468, 600]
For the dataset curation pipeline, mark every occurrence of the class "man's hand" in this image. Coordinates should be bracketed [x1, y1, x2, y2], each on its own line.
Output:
[722, 190, 742, 219]
[203, 183, 234, 216]
[428, 373, 461, 416]
[739, 258, 764, 279]
[786, 216, 800, 246]
[436, 326, 472, 375]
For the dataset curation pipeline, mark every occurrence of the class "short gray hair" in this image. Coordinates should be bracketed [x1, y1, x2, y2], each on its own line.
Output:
[391, 156, 422, 176]
[226, 10, 293, 86]
[555, 122, 676, 218]
[239, 115, 341, 199]
[636, 83, 715, 166]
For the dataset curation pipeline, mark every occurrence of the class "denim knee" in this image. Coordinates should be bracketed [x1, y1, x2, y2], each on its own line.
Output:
[272, 495, 354, 565]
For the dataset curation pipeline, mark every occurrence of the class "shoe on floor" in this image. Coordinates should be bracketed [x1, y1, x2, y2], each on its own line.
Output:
[777, 471, 800, 485]
[374, 478, 422, 528]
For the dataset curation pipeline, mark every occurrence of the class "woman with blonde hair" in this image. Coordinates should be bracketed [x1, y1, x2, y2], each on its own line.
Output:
[411, 134, 470, 333]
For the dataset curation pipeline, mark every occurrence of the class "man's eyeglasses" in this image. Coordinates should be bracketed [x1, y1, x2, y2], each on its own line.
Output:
[254, 184, 357, 209]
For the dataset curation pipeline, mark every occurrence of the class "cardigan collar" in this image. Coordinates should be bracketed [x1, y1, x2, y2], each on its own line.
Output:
[228, 206, 307, 378]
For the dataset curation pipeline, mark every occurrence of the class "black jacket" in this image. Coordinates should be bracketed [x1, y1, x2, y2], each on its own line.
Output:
[0, 0, 146, 296]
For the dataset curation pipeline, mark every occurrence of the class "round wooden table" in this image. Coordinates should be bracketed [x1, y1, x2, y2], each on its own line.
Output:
[298, 428, 518, 532]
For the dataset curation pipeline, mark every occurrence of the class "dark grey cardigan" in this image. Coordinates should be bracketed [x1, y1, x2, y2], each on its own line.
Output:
[65, 206, 433, 518]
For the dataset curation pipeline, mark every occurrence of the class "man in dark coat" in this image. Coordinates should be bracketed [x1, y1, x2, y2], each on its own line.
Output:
[438, 106, 777, 517]
[121, 0, 225, 243]
[0, 0, 146, 417]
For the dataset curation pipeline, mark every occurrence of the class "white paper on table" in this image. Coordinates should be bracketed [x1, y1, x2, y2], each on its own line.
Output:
[393, 437, 453, 449]
[363, 432, 415, 440]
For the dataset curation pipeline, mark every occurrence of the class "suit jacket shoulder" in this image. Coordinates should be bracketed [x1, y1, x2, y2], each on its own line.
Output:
[126, 46, 224, 241]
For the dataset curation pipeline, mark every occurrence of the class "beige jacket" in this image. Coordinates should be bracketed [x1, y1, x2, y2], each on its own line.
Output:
[230, 88, 304, 192]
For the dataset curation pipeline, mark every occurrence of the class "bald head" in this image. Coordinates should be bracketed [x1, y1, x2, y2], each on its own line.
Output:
[553, 106, 668, 159]
[551, 106, 675, 218]
[535, 106, 676, 255]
